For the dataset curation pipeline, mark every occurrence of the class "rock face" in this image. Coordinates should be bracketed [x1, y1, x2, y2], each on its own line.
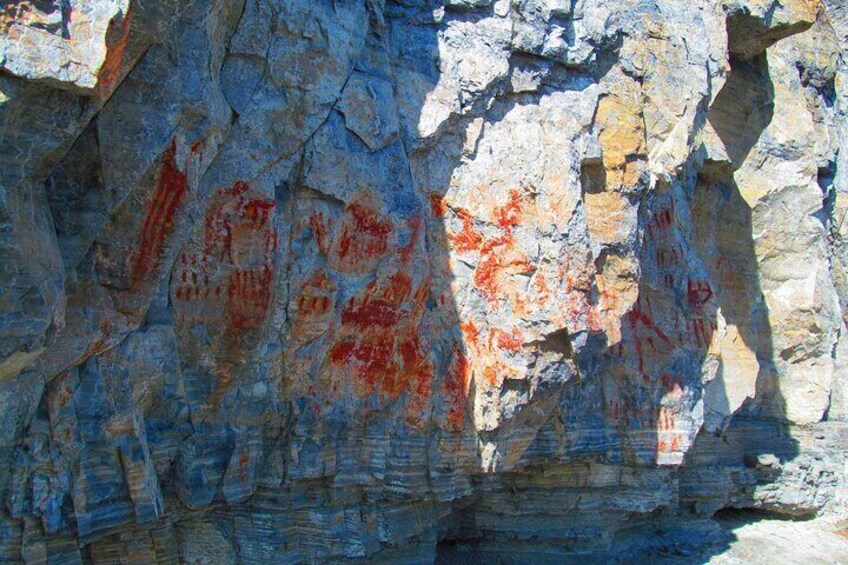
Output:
[0, 0, 847, 562]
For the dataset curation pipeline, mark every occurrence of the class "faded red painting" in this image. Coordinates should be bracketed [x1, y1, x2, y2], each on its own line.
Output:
[130, 139, 188, 287]
[173, 180, 278, 404]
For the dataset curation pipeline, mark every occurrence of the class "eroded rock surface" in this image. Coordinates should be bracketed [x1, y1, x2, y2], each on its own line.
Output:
[0, 0, 847, 562]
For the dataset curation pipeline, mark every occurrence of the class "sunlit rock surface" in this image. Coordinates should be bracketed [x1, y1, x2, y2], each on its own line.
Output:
[0, 0, 847, 562]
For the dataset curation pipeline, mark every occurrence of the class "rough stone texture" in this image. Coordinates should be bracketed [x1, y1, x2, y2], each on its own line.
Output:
[0, 0, 847, 562]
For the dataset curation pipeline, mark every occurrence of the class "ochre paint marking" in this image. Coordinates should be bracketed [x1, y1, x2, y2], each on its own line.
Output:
[131, 140, 187, 286]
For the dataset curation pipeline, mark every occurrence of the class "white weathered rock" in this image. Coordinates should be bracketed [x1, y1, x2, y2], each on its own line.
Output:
[0, 1, 132, 93]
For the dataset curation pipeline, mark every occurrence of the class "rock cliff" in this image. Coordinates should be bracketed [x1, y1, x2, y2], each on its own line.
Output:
[0, 0, 847, 562]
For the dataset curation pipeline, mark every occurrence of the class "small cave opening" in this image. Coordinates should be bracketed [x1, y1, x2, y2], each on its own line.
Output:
[712, 506, 816, 525]
[580, 157, 607, 196]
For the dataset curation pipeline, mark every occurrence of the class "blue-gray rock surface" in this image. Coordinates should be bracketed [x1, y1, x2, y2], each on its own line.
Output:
[0, 0, 847, 562]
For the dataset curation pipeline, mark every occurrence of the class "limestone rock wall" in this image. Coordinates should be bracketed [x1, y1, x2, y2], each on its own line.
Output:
[0, 0, 846, 562]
